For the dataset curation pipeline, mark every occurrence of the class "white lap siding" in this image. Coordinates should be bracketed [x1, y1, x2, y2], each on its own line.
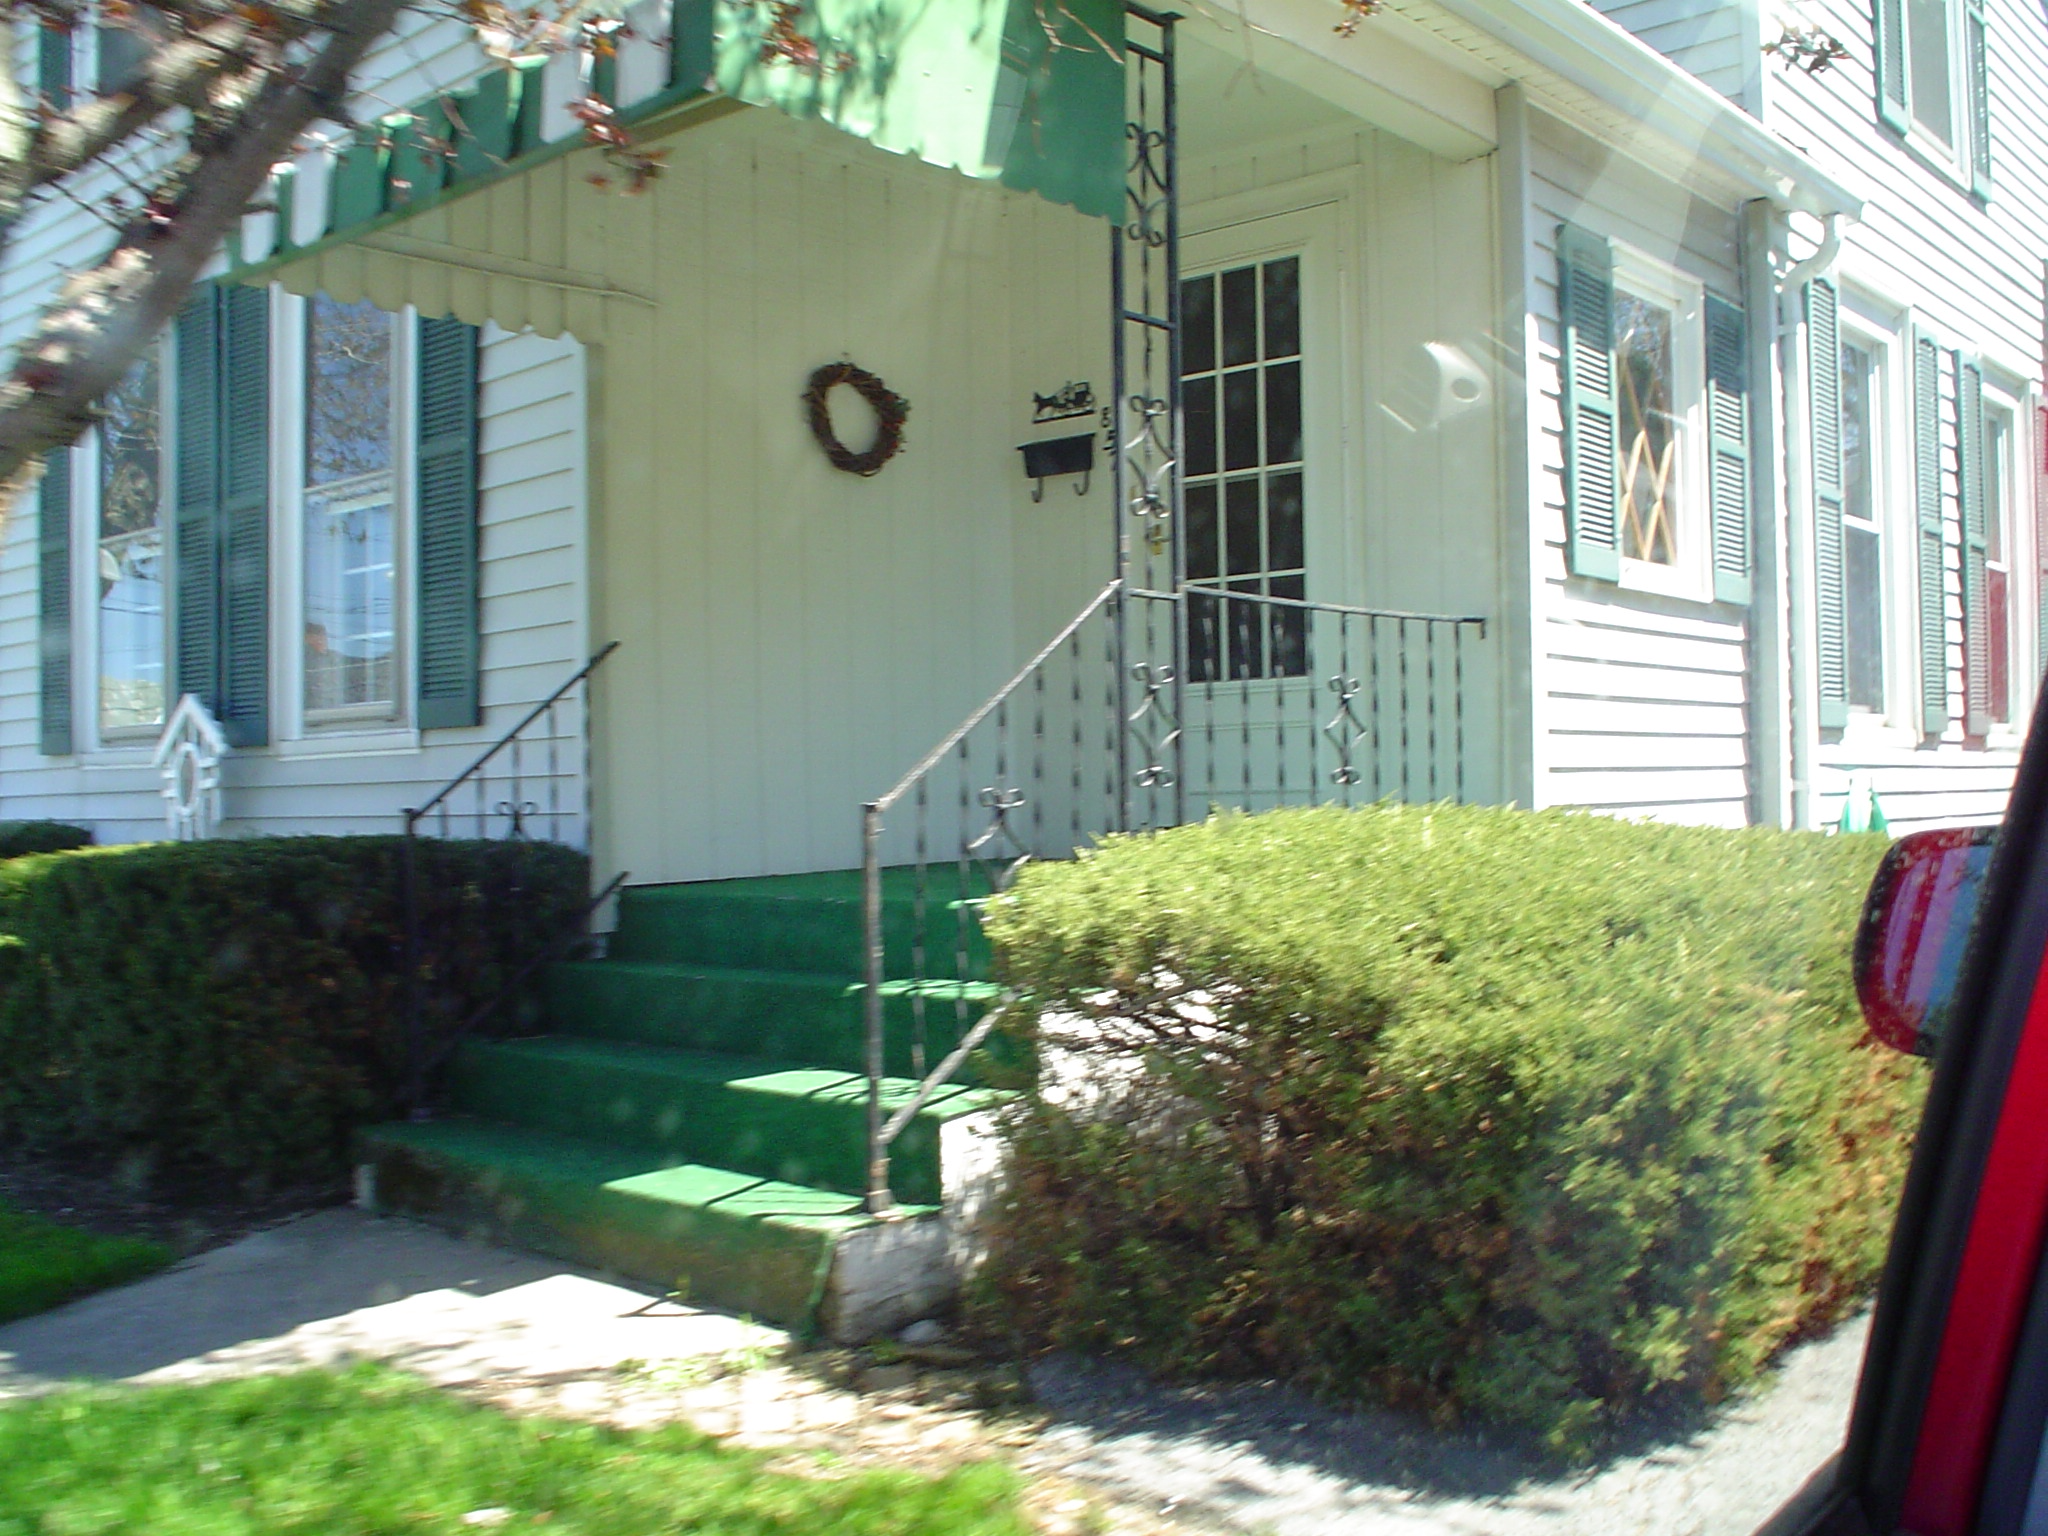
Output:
[0, 325, 589, 843]
[1755, 0, 2048, 829]
[1525, 109, 1755, 828]
[1582, 0, 1762, 110]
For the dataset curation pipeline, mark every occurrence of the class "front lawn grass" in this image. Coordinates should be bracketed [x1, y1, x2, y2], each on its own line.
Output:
[0, 1365, 1035, 1535]
[0, 1201, 172, 1324]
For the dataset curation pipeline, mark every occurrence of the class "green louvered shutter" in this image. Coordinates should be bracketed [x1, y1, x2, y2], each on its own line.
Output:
[1874, 0, 1910, 133]
[38, 450, 73, 756]
[416, 317, 480, 730]
[1557, 224, 1621, 582]
[1706, 293, 1752, 606]
[1809, 281, 1849, 728]
[1964, 0, 1991, 198]
[218, 284, 269, 747]
[174, 292, 222, 715]
[1914, 334, 1949, 738]
[37, 23, 71, 109]
[1958, 356, 1990, 736]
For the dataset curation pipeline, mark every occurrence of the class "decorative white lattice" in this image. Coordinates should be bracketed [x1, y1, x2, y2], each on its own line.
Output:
[152, 695, 228, 841]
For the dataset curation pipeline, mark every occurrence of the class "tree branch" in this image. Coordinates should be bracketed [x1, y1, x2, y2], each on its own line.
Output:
[0, 0, 409, 486]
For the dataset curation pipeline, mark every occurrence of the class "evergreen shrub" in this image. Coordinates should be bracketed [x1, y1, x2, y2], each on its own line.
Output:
[0, 836, 586, 1186]
[0, 822, 91, 860]
[974, 803, 1922, 1453]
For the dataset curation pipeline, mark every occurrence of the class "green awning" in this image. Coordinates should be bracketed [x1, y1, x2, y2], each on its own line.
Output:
[227, 0, 1124, 283]
[715, 0, 1125, 221]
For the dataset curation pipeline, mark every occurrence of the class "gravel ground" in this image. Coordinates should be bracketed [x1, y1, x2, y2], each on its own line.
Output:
[1019, 1317, 1867, 1536]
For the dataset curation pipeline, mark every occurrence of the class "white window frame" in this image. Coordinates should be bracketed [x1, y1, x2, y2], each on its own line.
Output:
[1610, 245, 1710, 603]
[1836, 302, 1926, 750]
[1899, 0, 1980, 185]
[78, 334, 172, 755]
[272, 287, 419, 745]
[1979, 372, 2029, 745]
[1837, 323, 1894, 724]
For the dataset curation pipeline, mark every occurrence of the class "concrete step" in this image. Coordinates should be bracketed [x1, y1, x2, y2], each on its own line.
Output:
[544, 959, 1005, 1079]
[446, 1036, 1006, 1207]
[607, 868, 995, 978]
[356, 1116, 951, 1340]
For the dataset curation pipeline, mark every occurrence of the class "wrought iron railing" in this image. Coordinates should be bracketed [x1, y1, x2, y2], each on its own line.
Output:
[399, 640, 621, 1116]
[856, 583, 1486, 1212]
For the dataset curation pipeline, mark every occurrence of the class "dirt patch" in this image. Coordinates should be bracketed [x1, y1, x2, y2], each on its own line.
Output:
[0, 1146, 344, 1258]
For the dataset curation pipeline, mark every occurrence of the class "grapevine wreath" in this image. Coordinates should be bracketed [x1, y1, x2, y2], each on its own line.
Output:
[803, 361, 910, 476]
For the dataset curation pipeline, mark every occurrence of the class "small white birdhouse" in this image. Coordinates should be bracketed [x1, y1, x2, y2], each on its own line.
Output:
[152, 694, 229, 841]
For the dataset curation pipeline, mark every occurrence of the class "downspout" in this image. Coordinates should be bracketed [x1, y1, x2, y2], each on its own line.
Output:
[1776, 212, 1843, 832]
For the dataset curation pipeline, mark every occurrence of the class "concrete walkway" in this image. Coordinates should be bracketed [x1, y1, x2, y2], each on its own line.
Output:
[0, 1208, 1857, 1536]
[0, 1207, 781, 1402]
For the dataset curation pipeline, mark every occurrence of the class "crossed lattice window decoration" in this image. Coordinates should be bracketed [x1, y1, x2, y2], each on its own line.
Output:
[1615, 291, 1680, 567]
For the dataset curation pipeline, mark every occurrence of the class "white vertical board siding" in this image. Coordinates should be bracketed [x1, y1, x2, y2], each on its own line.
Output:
[587, 107, 1504, 886]
[590, 110, 1039, 885]
[0, 327, 589, 843]
[1526, 109, 1755, 828]
[1757, 0, 2047, 828]
[1583, 0, 1760, 109]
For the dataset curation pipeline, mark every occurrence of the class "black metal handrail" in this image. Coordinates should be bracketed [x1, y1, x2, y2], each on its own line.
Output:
[855, 582, 1487, 1213]
[400, 640, 620, 1116]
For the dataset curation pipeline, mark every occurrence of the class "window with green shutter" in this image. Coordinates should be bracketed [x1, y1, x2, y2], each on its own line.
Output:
[1913, 333, 1949, 738]
[1705, 294, 1752, 607]
[1557, 223, 1621, 582]
[174, 283, 270, 747]
[1873, 0, 1991, 195]
[36, 21, 72, 110]
[1809, 280, 1849, 728]
[1556, 224, 1747, 605]
[37, 450, 73, 757]
[1958, 355, 1990, 736]
[415, 316, 481, 730]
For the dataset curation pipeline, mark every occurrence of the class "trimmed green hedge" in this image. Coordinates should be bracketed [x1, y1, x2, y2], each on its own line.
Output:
[0, 837, 587, 1187]
[0, 822, 91, 860]
[974, 804, 1922, 1453]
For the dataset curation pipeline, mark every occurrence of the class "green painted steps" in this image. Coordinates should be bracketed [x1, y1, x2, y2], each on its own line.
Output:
[544, 960, 1003, 1079]
[359, 1117, 937, 1330]
[359, 867, 1008, 1338]
[607, 867, 996, 978]
[445, 1035, 1002, 1207]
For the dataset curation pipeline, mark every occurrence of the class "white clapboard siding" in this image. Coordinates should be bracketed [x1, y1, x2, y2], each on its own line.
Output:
[1583, 0, 1759, 108]
[1767, 0, 2047, 819]
[1525, 107, 1754, 826]
[0, 325, 589, 844]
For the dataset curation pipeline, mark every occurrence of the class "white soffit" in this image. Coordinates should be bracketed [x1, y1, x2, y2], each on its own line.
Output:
[1217, 0, 1862, 218]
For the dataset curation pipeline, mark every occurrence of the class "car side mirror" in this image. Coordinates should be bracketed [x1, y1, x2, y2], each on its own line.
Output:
[1854, 826, 1997, 1057]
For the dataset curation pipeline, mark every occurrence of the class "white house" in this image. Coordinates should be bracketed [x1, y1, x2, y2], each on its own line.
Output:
[1, 0, 2038, 1329]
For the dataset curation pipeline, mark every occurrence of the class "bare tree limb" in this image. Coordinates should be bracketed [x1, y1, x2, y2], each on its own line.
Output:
[0, 0, 409, 485]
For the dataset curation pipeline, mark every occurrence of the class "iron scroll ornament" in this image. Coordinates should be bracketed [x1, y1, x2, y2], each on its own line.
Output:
[803, 362, 910, 477]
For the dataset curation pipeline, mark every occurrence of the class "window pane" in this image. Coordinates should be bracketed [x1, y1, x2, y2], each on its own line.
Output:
[1223, 370, 1260, 472]
[1985, 414, 2008, 564]
[1267, 471, 1304, 572]
[306, 295, 394, 487]
[1908, 0, 1954, 144]
[1842, 342, 1875, 529]
[1225, 478, 1262, 577]
[305, 492, 396, 713]
[98, 353, 164, 732]
[1184, 374, 1217, 479]
[1187, 483, 1219, 582]
[1263, 257, 1300, 361]
[303, 295, 397, 715]
[1220, 266, 1258, 368]
[1846, 522, 1886, 711]
[1615, 290, 1680, 566]
[1265, 361, 1302, 467]
[1180, 275, 1216, 376]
